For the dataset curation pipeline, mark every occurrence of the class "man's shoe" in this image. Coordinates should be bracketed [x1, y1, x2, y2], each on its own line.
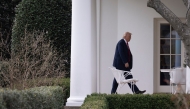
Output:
[135, 90, 146, 94]
[111, 92, 117, 94]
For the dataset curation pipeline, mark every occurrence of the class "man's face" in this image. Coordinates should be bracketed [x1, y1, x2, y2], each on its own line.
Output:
[125, 33, 131, 42]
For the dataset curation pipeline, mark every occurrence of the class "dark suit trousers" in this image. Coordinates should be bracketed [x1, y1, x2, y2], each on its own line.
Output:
[111, 75, 139, 94]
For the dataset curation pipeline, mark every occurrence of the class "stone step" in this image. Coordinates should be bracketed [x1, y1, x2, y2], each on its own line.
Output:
[64, 106, 80, 109]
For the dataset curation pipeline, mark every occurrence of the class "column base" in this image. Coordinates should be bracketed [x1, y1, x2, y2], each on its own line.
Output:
[66, 96, 86, 106]
[64, 106, 80, 109]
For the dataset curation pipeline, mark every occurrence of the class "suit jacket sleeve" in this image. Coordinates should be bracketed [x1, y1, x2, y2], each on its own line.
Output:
[117, 40, 129, 64]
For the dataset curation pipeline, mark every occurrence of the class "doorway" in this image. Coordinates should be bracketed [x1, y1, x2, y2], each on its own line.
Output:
[154, 18, 185, 93]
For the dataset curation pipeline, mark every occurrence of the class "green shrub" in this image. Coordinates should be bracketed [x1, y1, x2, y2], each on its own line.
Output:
[12, 0, 71, 76]
[58, 78, 70, 106]
[0, 0, 22, 60]
[0, 86, 64, 109]
[0, 72, 70, 106]
[0, 91, 5, 109]
[81, 95, 109, 109]
[1, 89, 23, 109]
[106, 94, 175, 109]
[0, 76, 70, 108]
[23, 86, 64, 109]
[81, 93, 179, 109]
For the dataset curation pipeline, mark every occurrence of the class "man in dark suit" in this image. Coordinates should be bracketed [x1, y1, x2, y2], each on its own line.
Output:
[111, 32, 146, 94]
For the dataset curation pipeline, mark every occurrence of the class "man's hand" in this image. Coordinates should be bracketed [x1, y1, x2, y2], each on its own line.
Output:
[125, 63, 129, 68]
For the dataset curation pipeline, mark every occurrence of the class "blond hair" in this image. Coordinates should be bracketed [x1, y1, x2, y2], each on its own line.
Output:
[123, 32, 132, 38]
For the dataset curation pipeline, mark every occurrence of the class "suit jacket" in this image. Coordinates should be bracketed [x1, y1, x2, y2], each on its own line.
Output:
[113, 39, 133, 71]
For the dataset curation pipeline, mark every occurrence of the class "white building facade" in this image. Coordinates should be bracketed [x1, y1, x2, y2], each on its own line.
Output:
[66, 0, 187, 106]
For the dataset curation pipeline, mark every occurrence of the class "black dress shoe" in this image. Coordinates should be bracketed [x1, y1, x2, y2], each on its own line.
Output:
[111, 92, 117, 94]
[135, 90, 146, 94]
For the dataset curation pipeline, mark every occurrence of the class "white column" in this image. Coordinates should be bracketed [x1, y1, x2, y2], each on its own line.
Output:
[186, 66, 190, 93]
[66, 0, 97, 106]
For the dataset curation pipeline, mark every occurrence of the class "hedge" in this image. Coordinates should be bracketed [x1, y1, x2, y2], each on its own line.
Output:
[0, 86, 65, 109]
[81, 93, 190, 109]
[58, 77, 70, 106]
[0, 58, 70, 108]
[81, 95, 109, 109]
[0, 0, 22, 60]
[12, 0, 71, 76]
[0, 77, 70, 107]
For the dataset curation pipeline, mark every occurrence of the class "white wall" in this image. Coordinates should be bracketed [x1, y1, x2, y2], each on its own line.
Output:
[99, 0, 118, 94]
[99, 0, 187, 94]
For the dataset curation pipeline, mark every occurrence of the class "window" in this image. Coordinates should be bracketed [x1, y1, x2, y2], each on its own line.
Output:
[160, 23, 182, 85]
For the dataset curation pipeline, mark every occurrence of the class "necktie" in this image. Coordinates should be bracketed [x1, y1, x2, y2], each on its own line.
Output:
[126, 43, 130, 62]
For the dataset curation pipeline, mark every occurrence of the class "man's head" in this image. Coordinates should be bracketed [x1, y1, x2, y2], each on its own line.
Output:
[123, 32, 132, 42]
